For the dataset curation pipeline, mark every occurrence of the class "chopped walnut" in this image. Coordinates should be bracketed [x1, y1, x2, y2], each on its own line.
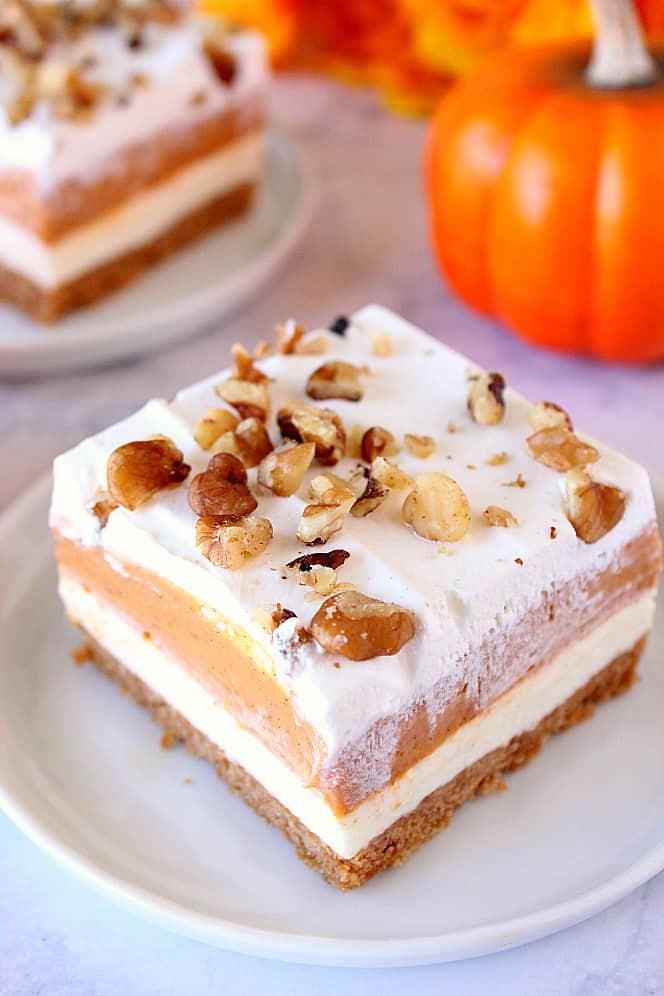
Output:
[310, 590, 416, 661]
[369, 329, 392, 357]
[485, 452, 510, 467]
[196, 515, 272, 569]
[89, 490, 118, 528]
[283, 550, 350, 596]
[528, 401, 573, 433]
[194, 408, 239, 450]
[361, 426, 398, 462]
[565, 470, 626, 544]
[254, 340, 272, 359]
[526, 427, 599, 472]
[404, 433, 436, 459]
[484, 505, 518, 528]
[277, 400, 345, 466]
[203, 40, 237, 85]
[371, 456, 413, 490]
[230, 343, 268, 383]
[188, 452, 257, 518]
[215, 378, 270, 422]
[402, 472, 471, 542]
[107, 437, 190, 511]
[346, 424, 365, 459]
[351, 474, 388, 517]
[294, 333, 329, 355]
[296, 484, 355, 545]
[467, 372, 506, 425]
[274, 319, 306, 354]
[233, 417, 273, 468]
[306, 361, 365, 402]
[257, 441, 315, 497]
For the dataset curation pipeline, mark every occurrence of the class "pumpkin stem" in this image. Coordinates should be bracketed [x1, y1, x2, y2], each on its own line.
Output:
[587, 0, 659, 87]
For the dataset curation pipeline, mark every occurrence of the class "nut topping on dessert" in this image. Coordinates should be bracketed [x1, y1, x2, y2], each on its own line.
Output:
[310, 590, 416, 661]
[351, 473, 389, 518]
[297, 484, 355, 545]
[188, 452, 258, 518]
[215, 376, 271, 422]
[257, 441, 316, 496]
[485, 451, 510, 466]
[232, 417, 273, 468]
[467, 372, 506, 425]
[194, 408, 239, 450]
[195, 515, 273, 570]
[526, 426, 600, 472]
[283, 550, 351, 597]
[402, 472, 471, 542]
[371, 456, 413, 490]
[230, 343, 269, 383]
[306, 361, 365, 403]
[89, 490, 118, 527]
[565, 470, 626, 544]
[404, 433, 436, 459]
[369, 329, 393, 357]
[528, 401, 573, 433]
[361, 426, 398, 462]
[274, 319, 306, 354]
[107, 437, 190, 511]
[484, 505, 519, 528]
[277, 401, 346, 466]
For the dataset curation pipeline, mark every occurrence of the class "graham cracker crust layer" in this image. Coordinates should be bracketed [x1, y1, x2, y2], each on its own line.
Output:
[0, 181, 255, 322]
[77, 632, 646, 890]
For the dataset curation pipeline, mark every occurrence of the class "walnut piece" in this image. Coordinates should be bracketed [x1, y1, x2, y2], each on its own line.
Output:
[404, 433, 436, 459]
[371, 456, 413, 490]
[351, 474, 388, 517]
[297, 484, 355, 545]
[484, 505, 518, 528]
[215, 377, 270, 421]
[361, 426, 398, 462]
[526, 427, 599, 472]
[283, 549, 350, 597]
[194, 408, 239, 450]
[402, 472, 471, 542]
[306, 361, 365, 402]
[188, 452, 257, 517]
[196, 515, 273, 569]
[485, 451, 510, 467]
[565, 470, 626, 544]
[107, 437, 190, 511]
[89, 490, 118, 527]
[310, 590, 416, 661]
[274, 319, 306, 354]
[528, 401, 572, 433]
[369, 329, 392, 357]
[230, 343, 268, 383]
[233, 417, 273, 468]
[467, 372, 506, 425]
[295, 333, 329, 355]
[257, 441, 316, 496]
[277, 401, 345, 466]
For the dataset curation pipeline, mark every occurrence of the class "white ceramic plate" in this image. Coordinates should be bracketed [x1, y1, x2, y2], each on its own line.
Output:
[1, 476, 663, 968]
[0, 129, 313, 378]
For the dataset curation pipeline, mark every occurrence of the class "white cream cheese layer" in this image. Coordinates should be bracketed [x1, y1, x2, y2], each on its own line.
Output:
[60, 577, 655, 858]
[0, 132, 264, 288]
[50, 306, 659, 798]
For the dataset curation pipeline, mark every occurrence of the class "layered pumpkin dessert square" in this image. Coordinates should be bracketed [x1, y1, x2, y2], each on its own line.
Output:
[0, 0, 268, 321]
[50, 305, 661, 889]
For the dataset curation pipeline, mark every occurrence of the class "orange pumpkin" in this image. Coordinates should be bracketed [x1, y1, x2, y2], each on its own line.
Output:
[426, 0, 664, 363]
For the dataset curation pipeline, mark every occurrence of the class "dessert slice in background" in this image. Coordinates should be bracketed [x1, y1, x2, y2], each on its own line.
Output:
[0, 1, 268, 321]
[50, 305, 661, 888]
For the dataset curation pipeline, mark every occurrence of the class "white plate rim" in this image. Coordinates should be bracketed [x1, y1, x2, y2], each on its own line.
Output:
[1, 474, 663, 968]
[0, 127, 315, 377]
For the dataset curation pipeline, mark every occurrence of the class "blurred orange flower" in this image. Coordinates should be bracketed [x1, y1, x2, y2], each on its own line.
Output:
[200, 0, 664, 112]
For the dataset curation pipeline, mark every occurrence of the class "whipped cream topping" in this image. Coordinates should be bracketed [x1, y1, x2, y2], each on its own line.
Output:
[0, 18, 267, 193]
[0, 132, 265, 287]
[50, 306, 658, 784]
[59, 578, 656, 858]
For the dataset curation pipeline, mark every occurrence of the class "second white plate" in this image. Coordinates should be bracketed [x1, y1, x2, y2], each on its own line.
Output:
[0, 129, 314, 378]
[0, 477, 663, 967]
